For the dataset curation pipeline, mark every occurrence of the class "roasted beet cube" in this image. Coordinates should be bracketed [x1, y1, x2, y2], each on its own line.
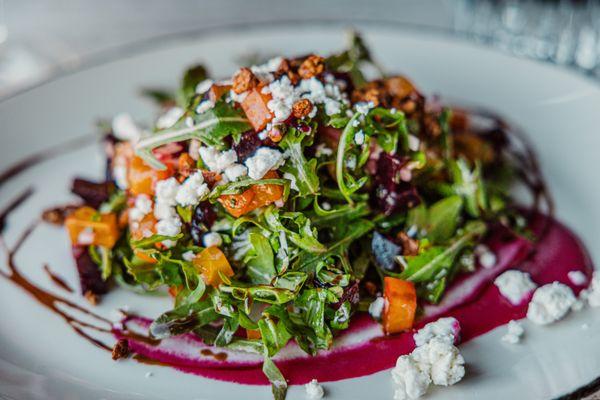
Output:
[72, 246, 109, 295]
[71, 178, 114, 208]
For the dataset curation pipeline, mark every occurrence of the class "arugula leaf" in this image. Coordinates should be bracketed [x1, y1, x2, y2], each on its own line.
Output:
[398, 221, 486, 282]
[279, 127, 320, 196]
[262, 355, 288, 400]
[325, 31, 379, 87]
[426, 195, 463, 243]
[331, 301, 352, 330]
[179, 64, 208, 105]
[150, 299, 219, 339]
[258, 314, 292, 356]
[245, 232, 276, 284]
[135, 101, 250, 169]
[263, 207, 326, 254]
[294, 289, 333, 350]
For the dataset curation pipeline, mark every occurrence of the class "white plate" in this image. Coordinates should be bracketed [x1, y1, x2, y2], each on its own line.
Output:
[1, 23, 599, 400]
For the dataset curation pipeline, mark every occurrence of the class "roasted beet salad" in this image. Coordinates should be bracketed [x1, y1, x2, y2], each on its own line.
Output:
[61, 33, 551, 398]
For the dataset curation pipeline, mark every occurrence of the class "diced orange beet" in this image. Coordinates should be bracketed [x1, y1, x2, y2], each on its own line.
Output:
[218, 189, 256, 218]
[208, 84, 232, 102]
[177, 152, 196, 177]
[128, 156, 174, 196]
[246, 329, 261, 340]
[65, 206, 120, 248]
[217, 171, 283, 217]
[134, 249, 157, 265]
[250, 170, 284, 206]
[241, 87, 273, 131]
[129, 213, 157, 241]
[382, 277, 417, 334]
[193, 247, 234, 287]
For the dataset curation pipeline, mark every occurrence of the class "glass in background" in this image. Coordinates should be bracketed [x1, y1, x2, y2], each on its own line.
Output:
[453, 0, 600, 78]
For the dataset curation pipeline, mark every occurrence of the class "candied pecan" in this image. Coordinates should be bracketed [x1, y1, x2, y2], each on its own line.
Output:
[423, 113, 442, 137]
[42, 205, 76, 226]
[112, 339, 130, 360]
[351, 82, 382, 106]
[177, 153, 196, 178]
[397, 231, 419, 256]
[292, 99, 314, 119]
[276, 59, 299, 84]
[298, 55, 325, 79]
[84, 290, 99, 306]
[267, 126, 284, 142]
[232, 67, 258, 94]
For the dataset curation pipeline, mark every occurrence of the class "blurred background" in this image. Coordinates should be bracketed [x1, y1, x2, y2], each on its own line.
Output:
[1, 0, 600, 99]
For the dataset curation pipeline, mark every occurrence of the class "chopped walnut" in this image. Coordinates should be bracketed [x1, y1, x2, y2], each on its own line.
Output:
[397, 231, 419, 256]
[112, 339, 130, 360]
[232, 67, 258, 94]
[84, 290, 99, 306]
[292, 99, 314, 118]
[298, 55, 325, 79]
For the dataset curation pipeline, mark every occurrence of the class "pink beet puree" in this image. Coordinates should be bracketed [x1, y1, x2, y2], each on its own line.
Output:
[114, 215, 593, 385]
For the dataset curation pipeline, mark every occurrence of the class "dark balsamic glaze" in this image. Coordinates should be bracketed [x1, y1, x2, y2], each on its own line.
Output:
[43, 264, 74, 293]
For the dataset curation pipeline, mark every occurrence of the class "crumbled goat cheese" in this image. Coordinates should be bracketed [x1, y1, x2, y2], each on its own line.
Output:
[223, 163, 248, 182]
[411, 338, 465, 387]
[156, 216, 182, 237]
[175, 171, 209, 207]
[391, 355, 431, 400]
[195, 100, 215, 114]
[475, 244, 497, 268]
[129, 194, 153, 222]
[494, 270, 537, 305]
[315, 143, 333, 157]
[203, 232, 223, 248]
[182, 251, 196, 262]
[154, 201, 177, 220]
[568, 270, 587, 286]
[501, 320, 524, 344]
[144, 371, 154, 379]
[305, 379, 325, 399]
[113, 164, 129, 190]
[283, 172, 299, 191]
[261, 74, 348, 122]
[185, 116, 194, 127]
[408, 135, 420, 151]
[195, 79, 214, 94]
[77, 228, 95, 245]
[250, 56, 283, 83]
[321, 202, 332, 211]
[156, 107, 184, 130]
[354, 101, 374, 115]
[199, 146, 238, 173]
[413, 317, 460, 347]
[244, 147, 285, 180]
[354, 130, 365, 145]
[368, 297, 385, 320]
[112, 113, 142, 142]
[527, 282, 576, 325]
[155, 178, 180, 206]
[229, 89, 248, 103]
[586, 271, 600, 307]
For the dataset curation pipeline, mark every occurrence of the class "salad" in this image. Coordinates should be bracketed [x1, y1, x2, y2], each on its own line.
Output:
[62, 33, 539, 398]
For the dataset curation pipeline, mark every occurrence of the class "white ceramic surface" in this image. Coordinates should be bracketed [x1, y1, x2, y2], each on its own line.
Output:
[1, 23, 599, 400]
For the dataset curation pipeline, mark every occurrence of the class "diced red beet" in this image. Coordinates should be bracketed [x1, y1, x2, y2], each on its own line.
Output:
[370, 153, 420, 215]
[72, 246, 110, 295]
[71, 178, 114, 208]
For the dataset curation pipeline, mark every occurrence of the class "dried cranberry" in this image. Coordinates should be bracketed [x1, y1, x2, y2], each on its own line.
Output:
[191, 202, 216, 245]
[233, 131, 275, 162]
[71, 178, 114, 208]
[333, 280, 360, 309]
[370, 153, 420, 215]
[72, 246, 109, 295]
